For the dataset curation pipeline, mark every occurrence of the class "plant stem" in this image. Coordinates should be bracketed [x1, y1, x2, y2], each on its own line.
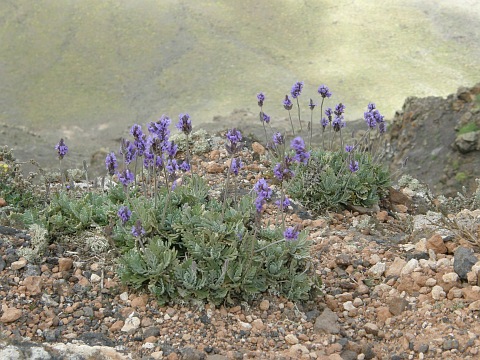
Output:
[288, 111, 295, 135]
[296, 98, 302, 131]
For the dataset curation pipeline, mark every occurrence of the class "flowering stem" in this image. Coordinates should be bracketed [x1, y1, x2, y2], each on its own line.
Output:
[296, 98, 302, 131]
[319, 98, 325, 151]
[255, 238, 285, 254]
[221, 154, 234, 219]
[288, 111, 295, 135]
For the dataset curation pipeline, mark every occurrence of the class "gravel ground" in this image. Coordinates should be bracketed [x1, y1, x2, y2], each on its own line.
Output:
[1, 140, 480, 360]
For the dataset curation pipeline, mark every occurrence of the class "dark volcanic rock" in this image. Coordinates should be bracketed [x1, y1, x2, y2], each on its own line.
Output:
[383, 83, 480, 196]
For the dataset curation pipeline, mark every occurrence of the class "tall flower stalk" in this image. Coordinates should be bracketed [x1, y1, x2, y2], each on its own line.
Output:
[176, 113, 193, 176]
[55, 138, 68, 187]
[291, 81, 304, 131]
[257, 93, 269, 144]
[283, 95, 295, 135]
[317, 85, 332, 151]
[222, 128, 243, 218]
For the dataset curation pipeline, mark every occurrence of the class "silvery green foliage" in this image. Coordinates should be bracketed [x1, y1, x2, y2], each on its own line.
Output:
[117, 175, 319, 305]
[288, 149, 390, 213]
[17, 224, 48, 263]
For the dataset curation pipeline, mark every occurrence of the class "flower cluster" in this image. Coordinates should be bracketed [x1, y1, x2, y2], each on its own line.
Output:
[349, 160, 359, 173]
[257, 92, 265, 107]
[55, 139, 68, 160]
[225, 128, 243, 155]
[273, 156, 295, 182]
[254, 178, 272, 213]
[290, 137, 310, 164]
[290, 81, 304, 99]
[117, 205, 132, 225]
[272, 132, 285, 146]
[364, 103, 386, 133]
[131, 219, 145, 237]
[318, 84, 332, 98]
[284, 226, 299, 241]
[105, 152, 118, 176]
[230, 158, 243, 176]
[283, 95, 293, 111]
[176, 113, 192, 135]
[118, 169, 134, 187]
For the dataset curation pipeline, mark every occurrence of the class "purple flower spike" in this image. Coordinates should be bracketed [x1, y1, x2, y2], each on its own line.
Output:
[321, 117, 329, 129]
[345, 145, 354, 153]
[262, 112, 271, 124]
[164, 140, 178, 158]
[272, 132, 284, 146]
[254, 178, 272, 213]
[317, 84, 332, 98]
[105, 152, 118, 176]
[275, 196, 290, 209]
[332, 115, 346, 132]
[55, 138, 68, 159]
[257, 92, 265, 107]
[230, 158, 243, 176]
[334, 103, 346, 116]
[324, 107, 333, 121]
[130, 124, 143, 140]
[180, 161, 191, 172]
[117, 206, 132, 225]
[176, 113, 192, 135]
[118, 169, 134, 186]
[349, 160, 359, 173]
[309, 99, 317, 110]
[226, 128, 243, 155]
[121, 139, 137, 165]
[290, 137, 310, 164]
[283, 95, 293, 111]
[284, 227, 299, 241]
[131, 220, 146, 237]
[290, 81, 304, 99]
[148, 115, 171, 143]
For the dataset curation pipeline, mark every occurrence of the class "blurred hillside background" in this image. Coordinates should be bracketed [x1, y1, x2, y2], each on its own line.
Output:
[1, 0, 479, 170]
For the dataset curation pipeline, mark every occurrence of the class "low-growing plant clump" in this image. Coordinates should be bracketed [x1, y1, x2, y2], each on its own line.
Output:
[1, 81, 394, 306]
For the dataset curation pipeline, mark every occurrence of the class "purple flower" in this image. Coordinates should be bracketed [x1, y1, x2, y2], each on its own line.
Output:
[273, 156, 294, 182]
[105, 152, 118, 176]
[230, 157, 243, 176]
[367, 102, 376, 111]
[226, 128, 242, 155]
[309, 99, 317, 110]
[284, 227, 299, 241]
[317, 84, 332, 98]
[349, 160, 359, 172]
[262, 112, 271, 124]
[176, 113, 192, 135]
[254, 178, 272, 213]
[290, 137, 310, 164]
[180, 161, 191, 172]
[55, 138, 68, 159]
[257, 92, 265, 107]
[166, 159, 178, 174]
[345, 145, 354, 153]
[364, 111, 377, 129]
[272, 132, 285, 146]
[334, 103, 346, 116]
[148, 115, 171, 143]
[290, 81, 304, 99]
[332, 115, 346, 132]
[130, 124, 143, 140]
[164, 140, 178, 158]
[324, 107, 333, 121]
[378, 121, 387, 134]
[131, 220, 145, 237]
[363, 103, 385, 130]
[275, 196, 290, 209]
[134, 134, 147, 157]
[121, 139, 137, 165]
[118, 169, 134, 186]
[117, 206, 132, 225]
[321, 117, 329, 129]
[283, 95, 293, 110]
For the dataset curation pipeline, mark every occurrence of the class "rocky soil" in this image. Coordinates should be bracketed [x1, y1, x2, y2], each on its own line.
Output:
[1, 135, 480, 360]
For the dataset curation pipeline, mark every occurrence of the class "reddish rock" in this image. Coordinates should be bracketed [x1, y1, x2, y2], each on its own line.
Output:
[0, 307, 22, 323]
[109, 320, 124, 332]
[58, 258, 74, 272]
[11, 258, 27, 270]
[205, 162, 224, 174]
[426, 234, 447, 254]
[131, 295, 148, 309]
[0, 197, 7, 207]
[23, 276, 43, 295]
[252, 142, 266, 155]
